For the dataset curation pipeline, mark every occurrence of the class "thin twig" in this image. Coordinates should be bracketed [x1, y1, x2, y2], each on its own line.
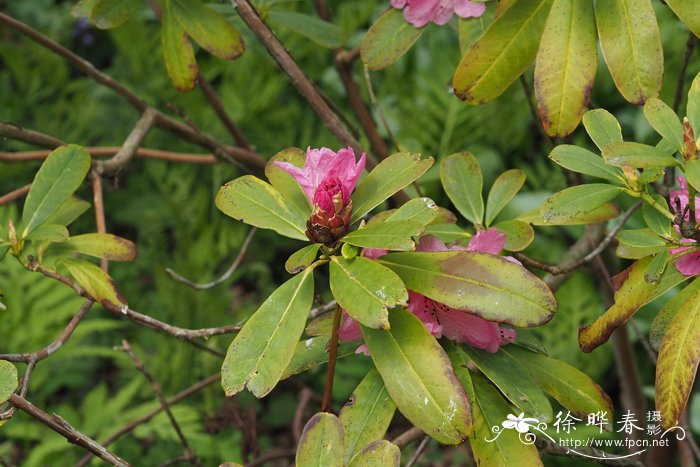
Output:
[0, 184, 31, 206]
[0, 122, 64, 148]
[8, 394, 129, 466]
[406, 435, 431, 467]
[0, 147, 218, 164]
[392, 427, 424, 448]
[293, 388, 313, 443]
[516, 201, 641, 275]
[244, 449, 296, 467]
[199, 78, 251, 150]
[90, 173, 109, 271]
[363, 65, 401, 153]
[95, 108, 157, 175]
[120, 340, 201, 466]
[77, 374, 220, 467]
[0, 359, 37, 421]
[320, 305, 342, 412]
[673, 33, 697, 113]
[519, 75, 553, 147]
[167, 227, 257, 290]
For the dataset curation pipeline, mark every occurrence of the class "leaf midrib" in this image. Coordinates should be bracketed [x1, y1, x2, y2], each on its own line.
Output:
[232, 185, 306, 239]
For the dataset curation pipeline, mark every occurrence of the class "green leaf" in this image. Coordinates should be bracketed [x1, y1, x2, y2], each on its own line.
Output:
[616, 228, 667, 259]
[458, 9, 495, 55]
[579, 257, 657, 352]
[602, 142, 679, 168]
[282, 336, 356, 380]
[379, 251, 556, 327]
[485, 169, 526, 226]
[25, 224, 68, 243]
[595, 0, 662, 104]
[548, 145, 624, 183]
[295, 412, 344, 467]
[215, 175, 307, 241]
[644, 249, 669, 284]
[351, 153, 433, 223]
[360, 9, 423, 70]
[341, 242, 359, 259]
[221, 267, 315, 397]
[656, 289, 700, 428]
[286, 244, 321, 274]
[347, 440, 400, 467]
[462, 347, 552, 422]
[386, 197, 439, 226]
[534, 0, 597, 137]
[665, 0, 700, 39]
[330, 256, 407, 329]
[642, 195, 674, 238]
[649, 278, 700, 351]
[0, 360, 18, 404]
[685, 160, 700, 193]
[90, 0, 140, 29]
[342, 221, 423, 251]
[43, 197, 90, 227]
[440, 152, 484, 225]
[171, 0, 244, 60]
[582, 109, 623, 151]
[469, 375, 544, 467]
[265, 148, 311, 216]
[339, 369, 396, 464]
[51, 233, 137, 262]
[361, 307, 472, 445]
[519, 204, 621, 225]
[162, 0, 198, 92]
[61, 258, 127, 309]
[494, 220, 534, 252]
[504, 346, 613, 421]
[688, 72, 700, 135]
[541, 184, 623, 225]
[21, 145, 91, 238]
[72, 0, 100, 18]
[453, 0, 553, 105]
[423, 224, 472, 243]
[643, 98, 684, 153]
[268, 11, 345, 49]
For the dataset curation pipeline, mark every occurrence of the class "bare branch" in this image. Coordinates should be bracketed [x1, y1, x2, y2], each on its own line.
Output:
[90, 174, 109, 271]
[0, 184, 31, 206]
[199, 78, 252, 150]
[0, 147, 218, 164]
[95, 108, 157, 175]
[0, 122, 64, 148]
[405, 435, 431, 467]
[392, 427, 424, 448]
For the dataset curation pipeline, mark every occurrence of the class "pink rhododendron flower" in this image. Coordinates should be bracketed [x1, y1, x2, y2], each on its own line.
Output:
[669, 177, 700, 276]
[339, 229, 516, 353]
[275, 147, 366, 244]
[391, 0, 486, 28]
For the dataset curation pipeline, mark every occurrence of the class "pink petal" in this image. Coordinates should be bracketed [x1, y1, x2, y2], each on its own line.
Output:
[407, 291, 444, 338]
[274, 161, 315, 202]
[467, 228, 506, 255]
[337, 312, 362, 341]
[431, 0, 455, 25]
[362, 248, 388, 259]
[333, 148, 366, 194]
[416, 235, 449, 252]
[403, 0, 440, 27]
[453, 0, 486, 18]
[499, 326, 516, 345]
[355, 344, 370, 356]
[435, 307, 502, 353]
[675, 250, 700, 276]
[392, 0, 407, 7]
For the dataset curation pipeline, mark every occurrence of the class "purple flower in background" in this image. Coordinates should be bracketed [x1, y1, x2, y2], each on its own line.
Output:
[391, 0, 486, 28]
[669, 177, 700, 276]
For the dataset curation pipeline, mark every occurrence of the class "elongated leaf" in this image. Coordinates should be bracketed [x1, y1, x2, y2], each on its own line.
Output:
[61, 258, 127, 309]
[689, 72, 700, 135]
[90, 0, 140, 29]
[644, 98, 684, 153]
[649, 278, 700, 351]
[265, 148, 311, 216]
[642, 195, 674, 238]
[424, 223, 472, 242]
[351, 153, 433, 223]
[216, 176, 307, 241]
[656, 289, 700, 428]
[379, 251, 556, 326]
[504, 346, 613, 421]
[268, 11, 345, 49]
[386, 197, 439, 226]
[548, 145, 624, 183]
[470, 375, 544, 467]
[519, 203, 621, 225]
[665, 0, 700, 39]
[582, 109, 623, 150]
[685, 160, 700, 194]
[339, 369, 396, 464]
[221, 267, 315, 397]
[441, 152, 484, 225]
[44, 197, 90, 227]
[453, 0, 553, 104]
[286, 244, 321, 274]
[602, 142, 678, 168]
[0, 360, 17, 404]
[595, 0, 662, 104]
[616, 228, 667, 259]
[21, 145, 91, 238]
[534, 0, 597, 137]
[342, 220, 423, 250]
[52, 233, 136, 261]
[361, 307, 472, 444]
[463, 347, 552, 422]
[541, 184, 623, 225]
[25, 224, 68, 243]
[361, 9, 423, 70]
[282, 336, 356, 380]
[296, 413, 344, 467]
[579, 257, 656, 352]
[171, 0, 244, 60]
[485, 169, 526, 226]
[495, 220, 534, 251]
[162, 0, 197, 92]
[330, 256, 407, 329]
[347, 440, 400, 467]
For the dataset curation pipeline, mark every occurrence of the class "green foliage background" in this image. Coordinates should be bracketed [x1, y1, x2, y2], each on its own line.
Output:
[0, 0, 699, 465]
